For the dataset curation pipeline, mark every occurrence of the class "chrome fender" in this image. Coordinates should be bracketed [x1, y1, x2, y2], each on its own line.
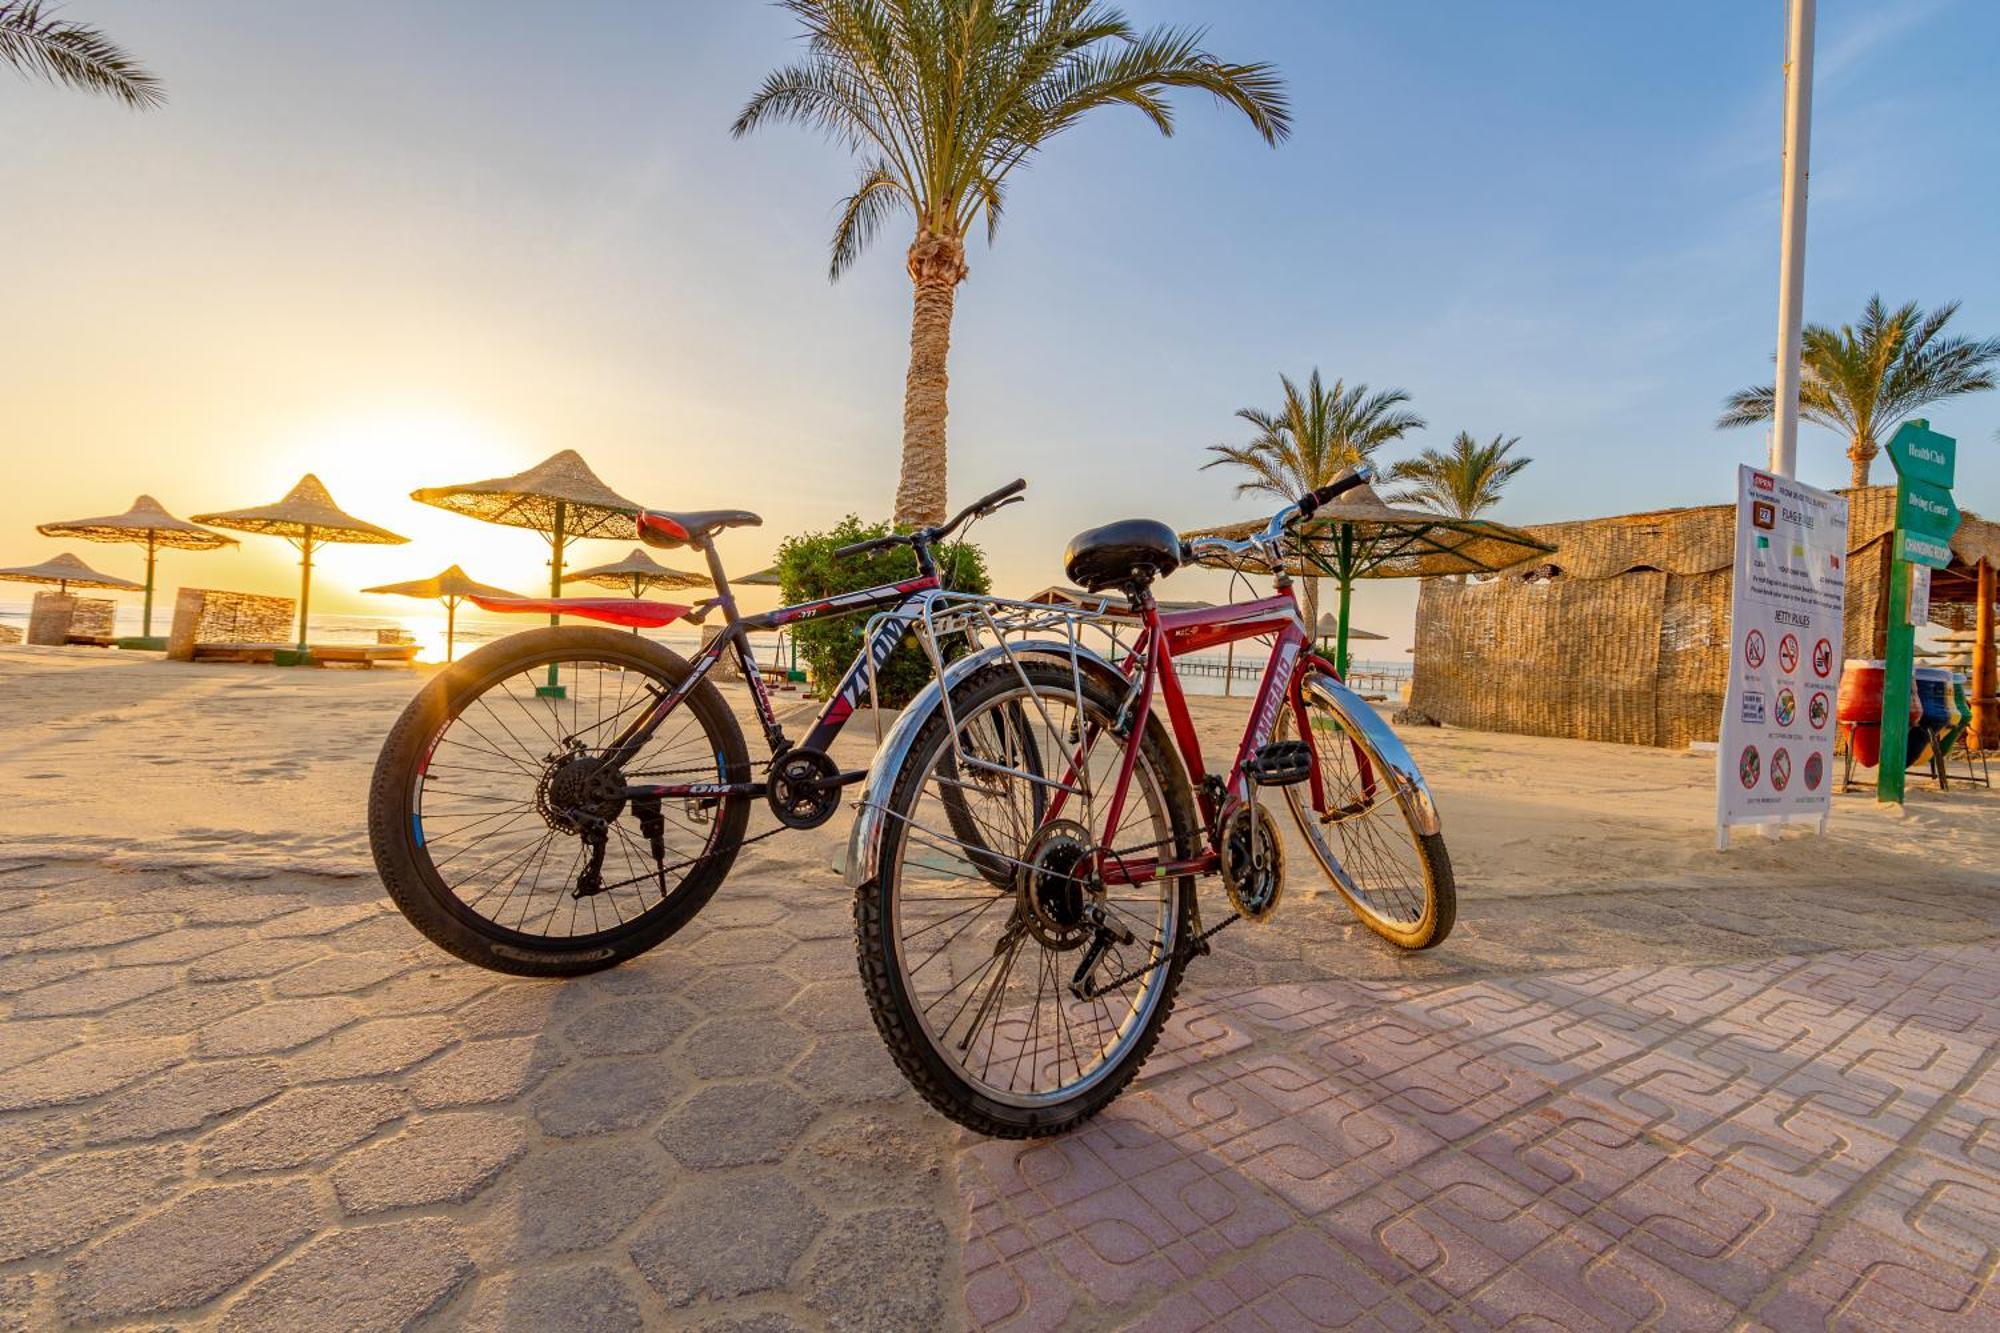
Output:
[843, 640, 1129, 889]
[1298, 671, 1442, 837]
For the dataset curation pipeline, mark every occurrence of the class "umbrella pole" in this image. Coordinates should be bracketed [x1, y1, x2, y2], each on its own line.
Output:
[445, 595, 457, 662]
[142, 531, 158, 638]
[630, 574, 641, 634]
[540, 503, 567, 697]
[1335, 525, 1355, 677]
[297, 527, 315, 657]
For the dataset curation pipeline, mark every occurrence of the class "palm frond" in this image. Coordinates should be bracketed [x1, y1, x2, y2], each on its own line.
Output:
[0, 0, 161, 107]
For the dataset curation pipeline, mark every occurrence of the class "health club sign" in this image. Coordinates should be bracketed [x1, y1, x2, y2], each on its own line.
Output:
[1717, 466, 1848, 844]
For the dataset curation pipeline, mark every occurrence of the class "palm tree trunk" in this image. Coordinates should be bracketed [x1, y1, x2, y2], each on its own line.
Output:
[895, 232, 967, 527]
[1848, 434, 1877, 488]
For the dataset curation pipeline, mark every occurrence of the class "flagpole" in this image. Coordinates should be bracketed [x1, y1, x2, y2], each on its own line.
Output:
[1769, 0, 1815, 480]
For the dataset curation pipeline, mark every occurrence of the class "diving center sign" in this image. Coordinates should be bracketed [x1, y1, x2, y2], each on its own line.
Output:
[1717, 466, 1848, 842]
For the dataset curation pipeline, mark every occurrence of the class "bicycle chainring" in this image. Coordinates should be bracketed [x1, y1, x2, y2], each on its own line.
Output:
[1220, 802, 1285, 922]
[765, 748, 842, 830]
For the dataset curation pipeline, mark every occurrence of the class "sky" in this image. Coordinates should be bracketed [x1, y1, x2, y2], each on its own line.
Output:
[5, 1, 1998, 653]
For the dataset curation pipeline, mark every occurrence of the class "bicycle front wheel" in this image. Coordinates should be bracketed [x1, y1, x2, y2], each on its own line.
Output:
[856, 660, 1197, 1137]
[1279, 671, 1455, 949]
[368, 627, 751, 976]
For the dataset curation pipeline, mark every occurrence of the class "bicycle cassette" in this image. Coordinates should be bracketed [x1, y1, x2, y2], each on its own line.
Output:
[1220, 802, 1285, 922]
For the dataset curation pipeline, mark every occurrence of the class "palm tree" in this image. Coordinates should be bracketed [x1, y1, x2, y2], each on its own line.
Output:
[736, 1, 1288, 526]
[1386, 432, 1531, 519]
[1719, 295, 2000, 487]
[0, 2, 162, 106]
[1201, 369, 1424, 629]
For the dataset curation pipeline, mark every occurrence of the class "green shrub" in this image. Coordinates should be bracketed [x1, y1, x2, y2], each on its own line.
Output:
[772, 515, 991, 706]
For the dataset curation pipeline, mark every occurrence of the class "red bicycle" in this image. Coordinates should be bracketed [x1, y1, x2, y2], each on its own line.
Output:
[846, 467, 1453, 1136]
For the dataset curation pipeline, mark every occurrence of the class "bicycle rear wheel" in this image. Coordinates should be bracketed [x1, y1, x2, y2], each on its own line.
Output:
[1279, 670, 1454, 949]
[856, 660, 1196, 1137]
[368, 627, 751, 975]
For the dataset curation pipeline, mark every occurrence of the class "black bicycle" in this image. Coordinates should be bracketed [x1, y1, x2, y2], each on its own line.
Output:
[367, 479, 1027, 975]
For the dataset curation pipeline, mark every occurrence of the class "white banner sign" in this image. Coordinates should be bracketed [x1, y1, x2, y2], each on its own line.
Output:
[1717, 465, 1848, 839]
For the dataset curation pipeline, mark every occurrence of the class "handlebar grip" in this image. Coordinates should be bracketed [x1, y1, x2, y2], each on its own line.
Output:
[1297, 465, 1374, 519]
[832, 535, 902, 561]
[974, 478, 1027, 511]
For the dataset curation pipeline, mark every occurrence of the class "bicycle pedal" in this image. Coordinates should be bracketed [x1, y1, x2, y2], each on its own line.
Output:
[1243, 739, 1313, 787]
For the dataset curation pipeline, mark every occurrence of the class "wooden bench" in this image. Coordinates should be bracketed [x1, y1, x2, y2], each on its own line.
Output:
[167, 589, 297, 662]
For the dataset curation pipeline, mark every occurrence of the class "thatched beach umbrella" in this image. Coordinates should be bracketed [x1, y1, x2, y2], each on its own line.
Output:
[411, 450, 640, 694]
[1315, 613, 1386, 645]
[738, 565, 784, 587]
[563, 548, 710, 598]
[36, 495, 235, 638]
[0, 551, 144, 593]
[1185, 484, 1554, 673]
[363, 564, 516, 662]
[194, 475, 408, 654]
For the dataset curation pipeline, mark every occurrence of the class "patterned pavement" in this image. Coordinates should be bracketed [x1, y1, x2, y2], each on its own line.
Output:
[4, 845, 2000, 1330]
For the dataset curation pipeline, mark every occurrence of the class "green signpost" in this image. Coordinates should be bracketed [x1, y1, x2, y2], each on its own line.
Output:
[1880, 419, 1959, 803]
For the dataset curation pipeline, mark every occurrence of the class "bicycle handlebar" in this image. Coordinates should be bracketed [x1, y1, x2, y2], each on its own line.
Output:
[1296, 464, 1374, 519]
[832, 478, 1027, 562]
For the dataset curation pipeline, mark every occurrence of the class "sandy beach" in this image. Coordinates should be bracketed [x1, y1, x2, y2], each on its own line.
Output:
[8, 643, 2000, 1328]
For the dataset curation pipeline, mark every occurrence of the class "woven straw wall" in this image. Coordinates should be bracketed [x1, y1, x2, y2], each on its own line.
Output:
[1410, 486, 1999, 748]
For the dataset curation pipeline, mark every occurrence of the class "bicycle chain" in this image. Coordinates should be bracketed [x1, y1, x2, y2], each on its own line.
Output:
[1079, 912, 1240, 999]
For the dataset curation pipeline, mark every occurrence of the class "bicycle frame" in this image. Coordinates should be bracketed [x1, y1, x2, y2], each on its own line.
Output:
[594, 545, 942, 803]
[1040, 582, 1342, 888]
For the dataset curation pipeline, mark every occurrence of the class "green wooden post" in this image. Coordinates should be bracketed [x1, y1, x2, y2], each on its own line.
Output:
[539, 502, 567, 697]
[142, 532, 158, 639]
[296, 526, 314, 656]
[1879, 554, 1914, 803]
[1334, 524, 1356, 676]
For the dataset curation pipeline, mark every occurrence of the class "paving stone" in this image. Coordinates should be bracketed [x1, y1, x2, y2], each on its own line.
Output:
[0, 1036, 183, 1111]
[789, 1031, 912, 1106]
[560, 994, 698, 1055]
[0, 1146, 183, 1262]
[196, 997, 360, 1057]
[332, 1112, 529, 1214]
[24, 912, 180, 953]
[472, 1138, 669, 1263]
[363, 968, 496, 1017]
[457, 983, 578, 1037]
[781, 979, 873, 1033]
[0, 1274, 36, 1333]
[695, 926, 793, 966]
[83, 1059, 286, 1144]
[682, 964, 799, 1013]
[0, 950, 97, 996]
[182, 893, 309, 926]
[797, 1112, 947, 1205]
[13, 964, 179, 1017]
[58, 1181, 318, 1323]
[255, 903, 381, 938]
[0, 1015, 84, 1071]
[802, 1207, 947, 1331]
[630, 1171, 826, 1306]
[455, 1263, 645, 1333]
[289, 1015, 457, 1081]
[270, 950, 414, 998]
[656, 1082, 818, 1168]
[0, 900, 100, 938]
[533, 1058, 686, 1137]
[184, 938, 325, 984]
[104, 924, 245, 966]
[95, 979, 264, 1038]
[199, 1083, 407, 1172]
[217, 1219, 473, 1332]
[407, 1035, 565, 1109]
[686, 1016, 810, 1078]
[685, 1315, 813, 1333]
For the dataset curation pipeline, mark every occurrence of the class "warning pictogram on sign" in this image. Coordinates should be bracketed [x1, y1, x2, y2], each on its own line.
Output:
[1808, 691, 1830, 730]
[1803, 751, 1824, 791]
[1739, 745, 1761, 789]
[1745, 630, 1766, 669]
[1778, 633, 1800, 674]
[1770, 747, 1792, 792]
[1812, 638, 1833, 678]
[1775, 687, 1797, 727]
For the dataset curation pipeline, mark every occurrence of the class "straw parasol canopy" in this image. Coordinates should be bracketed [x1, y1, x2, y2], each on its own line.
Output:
[195, 474, 408, 654]
[1184, 483, 1553, 672]
[562, 548, 711, 597]
[738, 565, 784, 587]
[0, 551, 144, 593]
[363, 564, 517, 662]
[410, 449, 641, 540]
[1315, 613, 1385, 643]
[37, 495, 237, 638]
